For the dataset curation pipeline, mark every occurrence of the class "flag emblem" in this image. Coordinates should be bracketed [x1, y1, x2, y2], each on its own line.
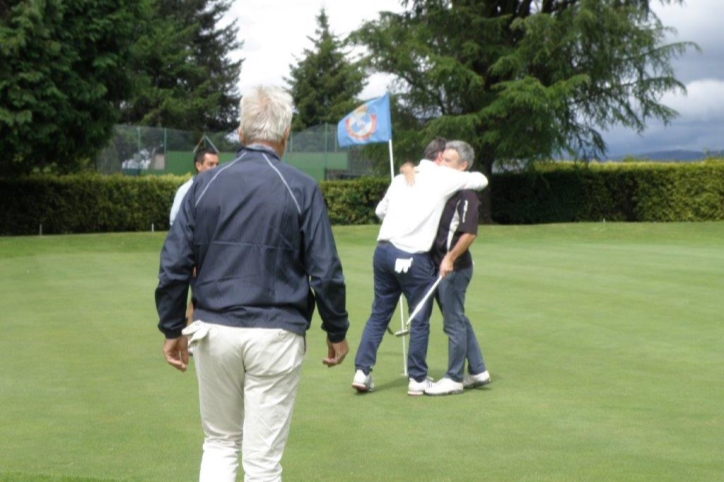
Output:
[337, 93, 392, 147]
[344, 105, 377, 141]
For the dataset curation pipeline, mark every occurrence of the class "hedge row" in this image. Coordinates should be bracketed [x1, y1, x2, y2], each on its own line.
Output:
[319, 177, 388, 225]
[1, 161, 722, 235]
[0, 173, 387, 236]
[0, 174, 184, 235]
[491, 160, 724, 223]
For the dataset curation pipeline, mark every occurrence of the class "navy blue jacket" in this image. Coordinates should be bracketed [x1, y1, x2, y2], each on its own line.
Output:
[155, 145, 349, 342]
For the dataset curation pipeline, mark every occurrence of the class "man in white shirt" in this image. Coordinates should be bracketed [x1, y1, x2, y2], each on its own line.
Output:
[169, 147, 220, 226]
[352, 138, 488, 396]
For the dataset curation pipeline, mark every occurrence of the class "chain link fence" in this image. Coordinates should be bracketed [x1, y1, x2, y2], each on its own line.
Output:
[96, 124, 377, 181]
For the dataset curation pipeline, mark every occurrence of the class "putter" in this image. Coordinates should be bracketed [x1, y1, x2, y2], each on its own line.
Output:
[394, 275, 443, 337]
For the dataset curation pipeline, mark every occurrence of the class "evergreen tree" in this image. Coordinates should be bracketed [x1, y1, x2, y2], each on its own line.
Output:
[0, 0, 144, 174]
[120, 0, 243, 132]
[286, 8, 366, 133]
[350, 0, 695, 221]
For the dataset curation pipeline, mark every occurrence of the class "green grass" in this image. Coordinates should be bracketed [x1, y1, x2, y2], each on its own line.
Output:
[1, 223, 723, 482]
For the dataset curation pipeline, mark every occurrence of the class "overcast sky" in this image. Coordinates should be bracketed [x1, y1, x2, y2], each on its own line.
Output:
[228, 0, 723, 157]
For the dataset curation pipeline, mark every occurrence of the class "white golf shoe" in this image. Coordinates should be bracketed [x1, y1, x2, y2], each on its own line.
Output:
[424, 377, 464, 396]
[463, 370, 491, 389]
[407, 377, 433, 396]
[352, 370, 374, 392]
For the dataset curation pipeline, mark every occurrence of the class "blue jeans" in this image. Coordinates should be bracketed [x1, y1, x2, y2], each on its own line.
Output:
[436, 265, 486, 382]
[354, 242, 437, 382]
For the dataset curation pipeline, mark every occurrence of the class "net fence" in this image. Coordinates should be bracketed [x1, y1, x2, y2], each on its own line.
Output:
[96, 124, 377, 181]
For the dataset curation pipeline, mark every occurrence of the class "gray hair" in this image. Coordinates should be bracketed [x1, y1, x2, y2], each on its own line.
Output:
[445, 140, 475, 171]
[239, 85, 293, 144]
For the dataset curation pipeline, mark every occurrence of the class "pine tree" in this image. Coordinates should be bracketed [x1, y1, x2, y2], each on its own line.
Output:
[286, 8, 366, 132]
[120, 0, 243, 132]
[351, 0, 695, 221]
[0, 0, 144, 174]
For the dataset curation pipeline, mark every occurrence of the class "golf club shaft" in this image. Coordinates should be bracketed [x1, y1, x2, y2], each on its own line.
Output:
[394, 275, 443, 336]
[407, 275, 442, 324]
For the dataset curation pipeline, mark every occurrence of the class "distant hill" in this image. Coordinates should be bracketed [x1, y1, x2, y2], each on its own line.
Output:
[608, 150, 724, 162]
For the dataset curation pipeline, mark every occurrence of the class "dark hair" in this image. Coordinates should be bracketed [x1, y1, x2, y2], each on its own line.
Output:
[194, 147, 218, 168]
[422, 137, 447, 161]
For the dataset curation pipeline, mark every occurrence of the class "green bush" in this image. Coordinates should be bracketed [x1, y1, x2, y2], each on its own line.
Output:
[0, 174, 184, 235]
[0, 173, 385, 235]
[320, 177, 388, 225]
[1, 161, 722, 235]
[491, 160, 724, 223]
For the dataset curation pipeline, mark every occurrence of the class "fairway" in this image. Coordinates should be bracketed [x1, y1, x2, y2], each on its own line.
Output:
[1, 223, 723, 482]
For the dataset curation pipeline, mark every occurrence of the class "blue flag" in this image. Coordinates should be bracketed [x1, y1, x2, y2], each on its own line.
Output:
[337, 93, 392, 147]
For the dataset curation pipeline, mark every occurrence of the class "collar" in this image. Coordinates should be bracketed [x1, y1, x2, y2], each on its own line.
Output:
[243, 143, 280, 158]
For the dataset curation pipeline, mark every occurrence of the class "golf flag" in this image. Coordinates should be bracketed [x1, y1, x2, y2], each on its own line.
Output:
[337, 93, 392, 147]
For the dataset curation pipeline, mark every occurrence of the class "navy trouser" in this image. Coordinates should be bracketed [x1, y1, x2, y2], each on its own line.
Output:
[436, 265, 486, 382]
[354, 242, 437, 382]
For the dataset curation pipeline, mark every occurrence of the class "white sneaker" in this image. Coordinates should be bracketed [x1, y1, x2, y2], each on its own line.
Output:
[463, 370, 491, 389]
[352, 370, 374, 392]
[407, 377, 433, 396]
[424, 377, 464, 396]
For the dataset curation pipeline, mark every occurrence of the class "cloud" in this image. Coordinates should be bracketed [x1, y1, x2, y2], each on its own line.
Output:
[596, 1, 724, 155]
[227, 0, 724, 155]
[604, 78, 724, 155]
[663, 79, 724, 120]
[655, 0, 724, 83]
[227, 0, 403, 94]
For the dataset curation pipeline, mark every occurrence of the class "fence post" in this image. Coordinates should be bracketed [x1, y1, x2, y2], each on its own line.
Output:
[324, 124, 329, 180]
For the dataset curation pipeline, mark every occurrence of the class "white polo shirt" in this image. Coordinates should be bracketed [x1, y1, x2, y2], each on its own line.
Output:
[375, 160, 488, 253]
[169, 177, 193, 226]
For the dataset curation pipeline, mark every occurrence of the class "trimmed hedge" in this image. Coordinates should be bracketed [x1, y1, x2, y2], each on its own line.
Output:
[1, 161, 723, 235]
[0, 174, 185, 235]
[320, 177, 388, 225]
[491, 160, 724, 223]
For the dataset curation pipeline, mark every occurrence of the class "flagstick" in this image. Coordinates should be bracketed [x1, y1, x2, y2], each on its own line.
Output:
[388, 139, 395, 181]
[387, 139, 408, 377]
[337, 94, 407, 377]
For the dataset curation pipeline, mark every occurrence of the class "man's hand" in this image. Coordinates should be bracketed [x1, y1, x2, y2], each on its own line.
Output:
[163, 337, 189, 372]
[440, 233, 476, 278]
[399, 162, 416, 186]
[322, 338, 349, 367]
[440, 255, 455, 278]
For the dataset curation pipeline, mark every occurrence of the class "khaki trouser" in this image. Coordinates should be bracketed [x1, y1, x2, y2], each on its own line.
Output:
[185, 322, 305, 482]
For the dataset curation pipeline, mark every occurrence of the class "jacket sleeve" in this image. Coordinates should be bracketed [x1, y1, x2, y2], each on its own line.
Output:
[457, 190, 481, 235]
[301, 185, 350, 342]
[155, 185, 196, 338]
[438, 169, 488, 196]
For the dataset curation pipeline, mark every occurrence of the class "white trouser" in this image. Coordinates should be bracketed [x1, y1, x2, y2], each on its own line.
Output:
[188, 322, 305, 482]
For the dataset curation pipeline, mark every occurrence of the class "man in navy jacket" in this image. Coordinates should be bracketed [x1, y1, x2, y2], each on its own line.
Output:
[155, 85, 349, 482]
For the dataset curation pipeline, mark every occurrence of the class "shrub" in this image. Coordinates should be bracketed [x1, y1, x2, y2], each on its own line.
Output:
[0, 174, 183, 235]
[491, 160, 724, 224]
[320, 177, 388, 225]
[1, 161, 722, 235]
